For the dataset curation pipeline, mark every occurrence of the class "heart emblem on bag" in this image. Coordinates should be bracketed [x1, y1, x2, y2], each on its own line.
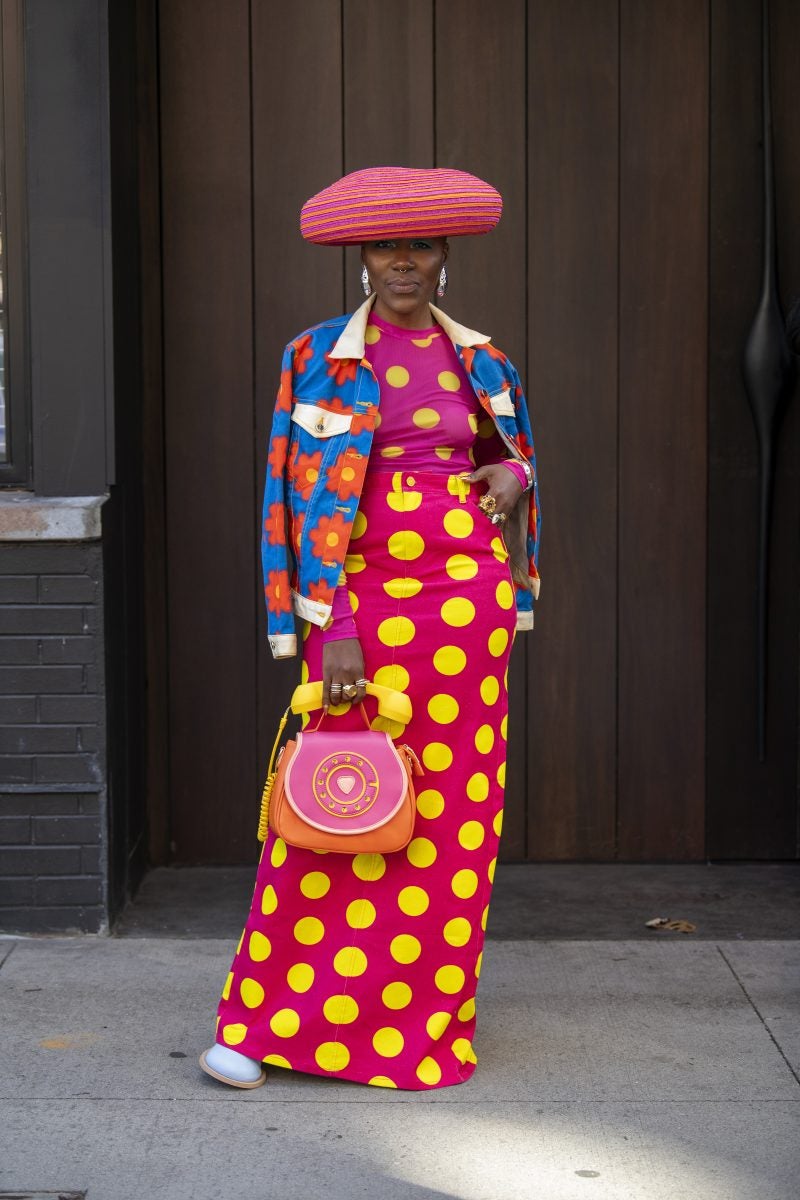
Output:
[338, 775, 356, 795]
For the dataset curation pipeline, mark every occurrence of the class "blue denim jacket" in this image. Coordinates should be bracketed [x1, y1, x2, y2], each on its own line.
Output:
[262, 296, 541, 658]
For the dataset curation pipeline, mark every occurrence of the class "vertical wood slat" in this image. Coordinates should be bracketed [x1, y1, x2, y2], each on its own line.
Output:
[436, 0, 528, 858]
[617, 0, 709, 859]
[160, 0, 256, 862]
[527, 0, 619, 860]
[707, 0, 800, 857]
[342, 0, 434, 312]
[251, 0, 345, 801]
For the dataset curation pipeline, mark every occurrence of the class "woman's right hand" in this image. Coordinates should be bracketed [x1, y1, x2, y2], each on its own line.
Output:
[322, 637, 367, 710]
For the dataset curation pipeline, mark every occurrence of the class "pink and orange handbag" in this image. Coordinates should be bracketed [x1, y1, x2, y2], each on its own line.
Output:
[257, 681, 423, 854]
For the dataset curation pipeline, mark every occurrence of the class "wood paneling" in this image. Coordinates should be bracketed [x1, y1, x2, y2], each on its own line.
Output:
[617, 0, 709, 859]
[527, 0, 619, 860]
[160, 0, 256, 862]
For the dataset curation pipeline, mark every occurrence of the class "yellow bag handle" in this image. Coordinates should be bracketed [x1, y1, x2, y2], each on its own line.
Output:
[290, 680, 412, 727]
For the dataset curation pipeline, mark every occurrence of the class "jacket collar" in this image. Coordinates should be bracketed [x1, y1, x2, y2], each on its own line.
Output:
[329, 293, 491, 359]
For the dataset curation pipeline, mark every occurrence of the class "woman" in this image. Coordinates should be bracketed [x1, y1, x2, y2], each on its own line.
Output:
[199, 167, 541, 1091]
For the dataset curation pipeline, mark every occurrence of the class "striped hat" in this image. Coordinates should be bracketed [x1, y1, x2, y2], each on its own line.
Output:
[300, 166, 503, 245]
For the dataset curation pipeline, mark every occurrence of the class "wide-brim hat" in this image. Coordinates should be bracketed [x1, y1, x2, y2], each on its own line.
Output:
[300, 166, 503, 246]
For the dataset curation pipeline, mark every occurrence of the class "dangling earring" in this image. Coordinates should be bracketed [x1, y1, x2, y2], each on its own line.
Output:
[436, 265, 448, 298]
[361, 266, 372, 297]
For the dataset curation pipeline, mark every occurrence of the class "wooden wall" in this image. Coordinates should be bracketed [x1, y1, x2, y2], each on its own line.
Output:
[147, 0, 800, 865]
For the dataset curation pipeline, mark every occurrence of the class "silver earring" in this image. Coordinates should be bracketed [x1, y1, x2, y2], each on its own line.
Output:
[361, 266, 372, 297]
[436, 265, 448, 298]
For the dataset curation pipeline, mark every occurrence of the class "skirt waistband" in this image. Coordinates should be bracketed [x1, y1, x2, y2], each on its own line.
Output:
[360, 468, 482, 503]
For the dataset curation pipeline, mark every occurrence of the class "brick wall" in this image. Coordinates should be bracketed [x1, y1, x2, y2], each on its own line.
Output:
[0, 542, 107, 933]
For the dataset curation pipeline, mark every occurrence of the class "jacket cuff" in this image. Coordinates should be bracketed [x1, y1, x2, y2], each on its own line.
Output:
[268, 633, 297, 659]
[515, 610, 534, 632]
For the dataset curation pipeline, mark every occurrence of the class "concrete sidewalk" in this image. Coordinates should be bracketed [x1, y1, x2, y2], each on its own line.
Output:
[1, 933, 798, 1200]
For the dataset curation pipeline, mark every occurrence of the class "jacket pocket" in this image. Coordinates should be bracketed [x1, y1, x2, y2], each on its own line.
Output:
[291, 403, 353, 438]
[488, 390, 515, 417]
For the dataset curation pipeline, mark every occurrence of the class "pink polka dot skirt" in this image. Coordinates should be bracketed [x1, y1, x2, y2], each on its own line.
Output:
[213, 469, 516, 1089]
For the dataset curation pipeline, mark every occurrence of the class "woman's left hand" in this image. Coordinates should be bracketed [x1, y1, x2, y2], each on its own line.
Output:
[465, 464, 524, 524]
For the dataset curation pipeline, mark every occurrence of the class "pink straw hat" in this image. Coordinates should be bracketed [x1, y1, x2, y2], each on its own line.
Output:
[300, 166, 503, 246]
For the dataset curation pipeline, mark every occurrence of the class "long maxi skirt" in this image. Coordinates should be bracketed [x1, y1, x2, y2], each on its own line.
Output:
[212, 468, 517, 1089]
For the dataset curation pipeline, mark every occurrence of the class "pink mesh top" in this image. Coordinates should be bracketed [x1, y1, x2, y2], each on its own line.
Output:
[323, 312, 527, 642]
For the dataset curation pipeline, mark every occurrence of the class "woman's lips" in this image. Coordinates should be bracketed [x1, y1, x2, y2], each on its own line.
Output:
[387, 279, 419, 293]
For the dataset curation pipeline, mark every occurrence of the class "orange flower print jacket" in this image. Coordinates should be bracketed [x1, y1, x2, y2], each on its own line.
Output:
[262, 297, 541, 658]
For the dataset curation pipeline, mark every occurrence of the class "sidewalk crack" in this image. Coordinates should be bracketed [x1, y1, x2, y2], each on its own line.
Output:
[717, 945, 800, 1089]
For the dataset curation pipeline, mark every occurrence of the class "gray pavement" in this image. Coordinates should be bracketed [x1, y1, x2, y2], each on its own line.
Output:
[1, 929, 799, 1199]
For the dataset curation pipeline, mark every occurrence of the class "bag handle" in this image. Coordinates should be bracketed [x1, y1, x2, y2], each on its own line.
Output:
[290, 680, 412, 727]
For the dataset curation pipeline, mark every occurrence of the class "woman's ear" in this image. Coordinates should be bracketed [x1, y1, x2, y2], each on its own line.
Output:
[441, 240, 450, 263]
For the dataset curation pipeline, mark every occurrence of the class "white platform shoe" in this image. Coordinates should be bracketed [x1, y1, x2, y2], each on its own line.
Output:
[199, 1043, 267, 1089]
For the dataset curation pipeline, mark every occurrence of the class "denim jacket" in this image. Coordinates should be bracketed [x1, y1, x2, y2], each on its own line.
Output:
[262, 295, 541, 659]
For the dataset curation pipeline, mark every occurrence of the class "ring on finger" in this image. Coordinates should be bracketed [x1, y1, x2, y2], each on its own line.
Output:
[478, 494, 497, 515]
[329, 684, 343, 695]
[355, 678, 369, 688]
[489, 511, 508, 525]
[342, 683, 358, 700]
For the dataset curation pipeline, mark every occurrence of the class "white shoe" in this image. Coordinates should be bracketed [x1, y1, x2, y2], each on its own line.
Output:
[199, 1043, 267, 1089]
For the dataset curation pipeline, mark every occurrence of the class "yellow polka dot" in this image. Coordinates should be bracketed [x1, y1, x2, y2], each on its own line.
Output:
[294, 916, 325, 945]
[222, 1023, 247, 1046]
[426, 1011, 452, 1040]
[240, 978, 265, 1008]
[352, 853, 386, 882]
[496, 579, 514, 609]
[385, 365, 410, 388]
[435, 446, 454, 460]
[398, 885, 430, 916]
[377, 615, 416, 646]
[435, 965, 466, 994]
[427, 693, 459, 724]
[323, 994, 359, 1024]
[441, 596, 475, 627]
[458, 997, 476, 1022]
[488, 857, 497, 883]
[236, 932, 245, 956]
[221, 971, 233, 1001]
[475, 951, 483, 978]
[344, 552, 366, 573]
[411, 406, 441, 430]
[286, 963, 314, 993]
[380, 445, 404, 458]
[458, 820, 485, 850]
[411, 332, 440, 347]
[480, 676, 500, 705]
[416, 788, 445, 819]
[500, 715, 508, 741]
[443, 917, 472, 947]
[365, 324, 381, 344]
[300, 871, 331, 899]
[387, 530, 425, 560]
[369, 1075, 398, 1087]
[493, 809, 503, 836]
[315, 1041, 350, 1072]
[497, 761, 506, 787]
[468, 412, 479, 433]
[261, 884, 278, 915]
[466, 773, 489, 803]
[382, 981, 413, 1010]
[248, 931, 272, 962]
[445, 553, 478, 581]
[491, 535, 508, 561]
[333, 946, 368, 976]
[477, 417, 495, 438]
[452, 868, 479, 898]
[451, 1037, 477, 1065]
[263, 1053, 292, 1068]
[270, 838, 287, 868]
[373, 1027, 404, 1057]
[488, 627, 510, 657]
[443, 508, 474, 538]
[373, 664, 410, 693]
[390, 934, 421, 964]
[383, 577, 423, 600]
[346, 898, 377, 929]
[475, 724, 495, 754]
[422, 742, 453, 772]
[416, 1056, 443, 1085]
[438, 370, 461, 392]
[300, 658, 310, 684]
[351, 511, 367, 539]
[481, 905, 489, 930]
[348, 591, 359, 615]
[407, 837, 437, 868]
[433, 645, 467, 676]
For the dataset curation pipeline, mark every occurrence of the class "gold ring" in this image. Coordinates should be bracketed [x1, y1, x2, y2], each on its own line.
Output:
[478, 494, 497, 515]
[342, 683, 358, 699]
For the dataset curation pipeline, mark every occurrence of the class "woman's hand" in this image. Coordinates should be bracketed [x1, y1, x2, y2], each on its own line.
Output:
[322, 637, 367, 711]
[466, 463, 524, 523]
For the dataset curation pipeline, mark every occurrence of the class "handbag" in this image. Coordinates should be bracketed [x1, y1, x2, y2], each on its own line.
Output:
[257, 681, 424, 854]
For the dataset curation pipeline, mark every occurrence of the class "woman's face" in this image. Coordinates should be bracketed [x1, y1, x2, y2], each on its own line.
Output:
[361, 237, 448, 328]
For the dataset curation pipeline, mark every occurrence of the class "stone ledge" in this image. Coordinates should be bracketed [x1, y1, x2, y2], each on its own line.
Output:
[0, 494, 108, 540]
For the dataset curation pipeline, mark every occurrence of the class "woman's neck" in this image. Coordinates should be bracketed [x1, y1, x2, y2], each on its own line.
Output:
[371, 295, 436, 330]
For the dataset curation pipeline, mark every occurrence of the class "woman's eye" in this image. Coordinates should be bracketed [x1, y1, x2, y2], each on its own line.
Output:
[411, 241, 432, 250]
[373, 240, 394, 249]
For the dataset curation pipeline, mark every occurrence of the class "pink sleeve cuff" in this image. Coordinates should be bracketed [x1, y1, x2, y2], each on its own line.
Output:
[499, 459, 529, 489]
[322, 582, 358, 643]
